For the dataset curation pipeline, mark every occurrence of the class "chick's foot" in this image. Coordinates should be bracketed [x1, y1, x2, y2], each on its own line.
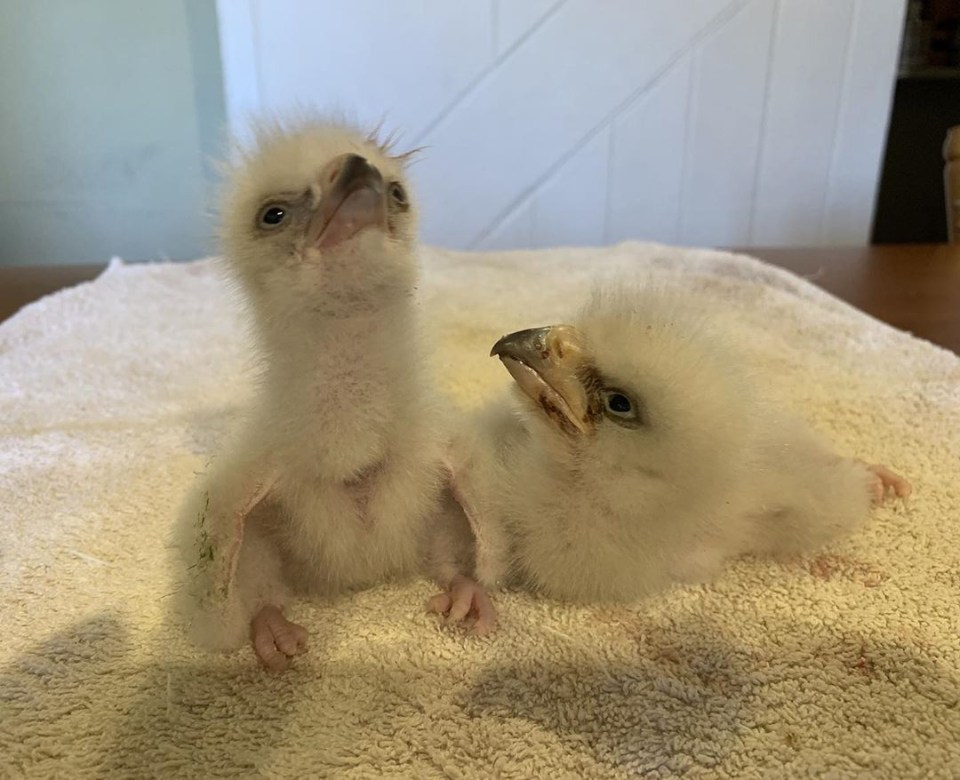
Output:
[250, 605, 308, 672]
[427, 575, 497, 636]
[864, 462, 912, 505]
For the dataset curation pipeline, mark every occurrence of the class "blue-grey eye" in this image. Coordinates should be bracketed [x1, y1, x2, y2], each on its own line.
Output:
[606, 393, 632, 414]
[259, 205, 287, 228]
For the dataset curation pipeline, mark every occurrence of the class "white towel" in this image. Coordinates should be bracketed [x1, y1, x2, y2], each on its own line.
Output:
[2, 242, 958, 777]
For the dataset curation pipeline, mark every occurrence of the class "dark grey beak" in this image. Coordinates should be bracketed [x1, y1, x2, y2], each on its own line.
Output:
[336, 154, 384, 197]
[490, 324, 593, 435]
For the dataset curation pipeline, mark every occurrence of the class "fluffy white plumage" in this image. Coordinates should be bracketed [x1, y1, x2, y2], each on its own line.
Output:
[428, 285, 910, 632]
[173, 118, 446, 670]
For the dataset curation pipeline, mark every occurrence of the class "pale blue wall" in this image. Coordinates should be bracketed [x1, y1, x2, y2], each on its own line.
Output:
[0, 0, 226, 265]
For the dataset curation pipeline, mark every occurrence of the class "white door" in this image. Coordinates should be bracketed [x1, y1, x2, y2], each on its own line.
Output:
[216, 0, 906, 249]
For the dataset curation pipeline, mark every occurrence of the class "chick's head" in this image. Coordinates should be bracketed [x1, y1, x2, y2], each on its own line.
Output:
[492, 287, 755, 492]
[219, 118, 419, 315]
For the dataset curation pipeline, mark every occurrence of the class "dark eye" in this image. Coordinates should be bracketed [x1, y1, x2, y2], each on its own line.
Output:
[606, 393, 632, 415]
[601, 388, 643, 427]
[258, 205, 287, 228]
[389, 182, 407, 205]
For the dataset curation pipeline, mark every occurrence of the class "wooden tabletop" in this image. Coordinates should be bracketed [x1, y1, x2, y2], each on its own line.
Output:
[733, 245, 960, 354]
[1, 245, 958, 353]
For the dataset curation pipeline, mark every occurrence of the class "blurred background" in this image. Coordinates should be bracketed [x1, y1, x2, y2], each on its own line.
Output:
[1, 0, 957, 266]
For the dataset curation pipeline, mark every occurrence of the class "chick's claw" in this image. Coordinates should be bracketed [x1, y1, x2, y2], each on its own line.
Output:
[427, 575, 497, 636]
[250, 605, 308, 673]
[866, 463, 912, 505]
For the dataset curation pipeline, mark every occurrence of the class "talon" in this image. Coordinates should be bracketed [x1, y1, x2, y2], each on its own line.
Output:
[250, 605, 308, 672]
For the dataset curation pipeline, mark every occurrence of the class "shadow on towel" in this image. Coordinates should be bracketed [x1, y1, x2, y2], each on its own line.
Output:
[3, 609, 959, 776]
[463, 612, 960, 776]
[463, 615, 745, 775]
[0, 614, 300, 776]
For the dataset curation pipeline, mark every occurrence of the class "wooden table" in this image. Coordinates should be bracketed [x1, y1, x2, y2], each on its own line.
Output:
[733, 245, 960, 354]
[1, 245, 958, 353]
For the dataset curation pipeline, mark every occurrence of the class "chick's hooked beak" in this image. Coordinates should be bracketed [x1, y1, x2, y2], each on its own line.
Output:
[491, 325, 594, 435]
[308, 153, 387, 249]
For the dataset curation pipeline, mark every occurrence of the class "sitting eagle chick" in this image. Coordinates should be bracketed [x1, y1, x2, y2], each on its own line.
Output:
[427, 285, 910, 633]
[173, 119, 445, 670]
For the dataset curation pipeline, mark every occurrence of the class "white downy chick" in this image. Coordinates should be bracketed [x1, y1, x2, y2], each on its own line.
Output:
[428, 285, 910, 633]
[174, 118, 445, 670]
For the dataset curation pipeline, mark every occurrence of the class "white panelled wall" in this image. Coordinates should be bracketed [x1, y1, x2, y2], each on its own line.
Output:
[216, 0, 906, 249]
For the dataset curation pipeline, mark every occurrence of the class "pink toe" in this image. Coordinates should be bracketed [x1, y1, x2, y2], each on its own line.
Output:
[261, 652, 290, 674]
[468, 590, 497, 636]
[868, 463, 912, 503]
[274, 622, 307, 656]
[469, 615, 496, 636]
[445, 589, 474, 624]
[250, 605, 306, 672]
[252, 632, 288, 672]
[426, 592, 452, 615]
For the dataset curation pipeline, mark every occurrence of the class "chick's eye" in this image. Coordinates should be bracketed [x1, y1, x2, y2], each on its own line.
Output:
[601, 388, 644, 428]
[258, 205, 287, 228]
[389, 182, 407, 205]
[605, 393, 632, 415]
